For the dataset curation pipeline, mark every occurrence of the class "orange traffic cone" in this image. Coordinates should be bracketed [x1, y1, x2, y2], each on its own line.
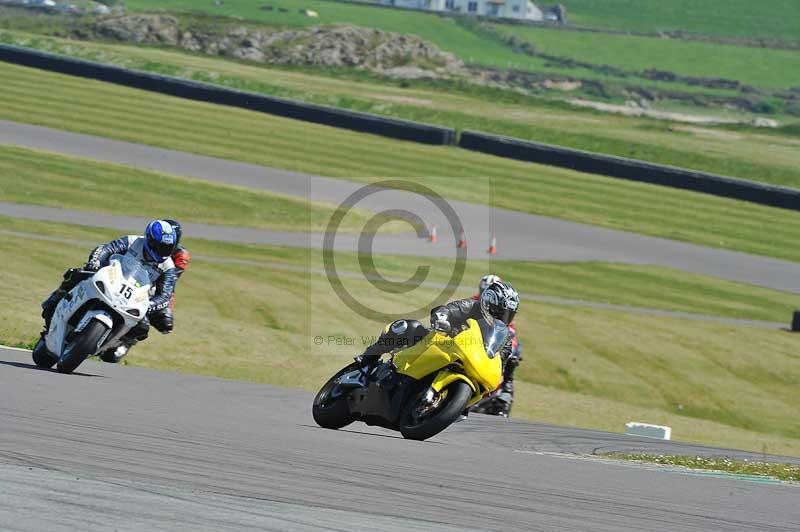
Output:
[428, 225, 438, 243]
[456, 229, 467, 249]
[487, 233, 497, 255]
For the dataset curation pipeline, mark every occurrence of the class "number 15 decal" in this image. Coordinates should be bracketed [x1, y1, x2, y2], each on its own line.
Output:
[119, 284, 133, 300]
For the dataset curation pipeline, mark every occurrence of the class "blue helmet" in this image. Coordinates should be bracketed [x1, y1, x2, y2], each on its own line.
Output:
[144, 220, 177, 263]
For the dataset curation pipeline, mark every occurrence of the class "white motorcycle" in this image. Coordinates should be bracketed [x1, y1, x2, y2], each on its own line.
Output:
[32, 254, 154, 374]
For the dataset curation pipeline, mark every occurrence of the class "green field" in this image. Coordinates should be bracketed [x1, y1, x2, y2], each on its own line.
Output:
[5, 0, 795, 129]
[2, 216, 799, 456]
[8, 0, 785, 124]
[3, 61, 800, 263]
[111, 1, 800, 111]
[124, 0, 540, 69]
[560, 0, 800, 41]
[3, 30, 798, 188]
[124, 0, 800, 49]
[0, 144, 379, 232]
[493, 24, 800, 90]
[3, 7, 748, 105]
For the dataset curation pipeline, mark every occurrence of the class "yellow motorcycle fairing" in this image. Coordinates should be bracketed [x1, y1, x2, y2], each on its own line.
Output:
[393, 319, 503, 405]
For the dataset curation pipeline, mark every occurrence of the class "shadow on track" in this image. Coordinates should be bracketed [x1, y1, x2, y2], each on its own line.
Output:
[0, 358, 106, 378]
[300, 423, 445, 443]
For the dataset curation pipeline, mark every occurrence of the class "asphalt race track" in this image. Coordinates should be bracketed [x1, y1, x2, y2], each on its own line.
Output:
[2, 120, 800, 531]
[1, 347, 797, 532]
[3, 120, 800, 294]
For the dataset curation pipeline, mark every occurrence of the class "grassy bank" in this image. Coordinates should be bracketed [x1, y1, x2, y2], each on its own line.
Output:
[0, 144, 376, 232]
[3, 62, 800, 264]
[3, 215, 798, 324]
[2, 217, 799, 455]
[108, 2, 800, 118]
[124, 0, 547, 70]
[124, 0, 800, 53]
[492, 24, 800, 89]
[3, 31, 798, 189]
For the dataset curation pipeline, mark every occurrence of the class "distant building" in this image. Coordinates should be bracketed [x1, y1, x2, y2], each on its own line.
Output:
[386, 0, 445, 10]
[380, 0, 545, 21]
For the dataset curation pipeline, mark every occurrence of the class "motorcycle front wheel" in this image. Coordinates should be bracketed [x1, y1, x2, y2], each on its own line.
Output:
[312, 363, 357, 430]
[399, 381, 472, 441]
[57, 321, 108, 374]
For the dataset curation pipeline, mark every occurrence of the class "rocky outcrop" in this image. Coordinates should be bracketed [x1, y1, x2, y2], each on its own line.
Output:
[87, 15, 465, 78]
[93, 14, 179, 44]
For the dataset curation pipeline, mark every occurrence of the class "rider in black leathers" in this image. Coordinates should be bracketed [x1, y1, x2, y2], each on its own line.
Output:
[470, 275, 522, 416]
[96, 220, 190, 362]
[356, 281, 520, 385]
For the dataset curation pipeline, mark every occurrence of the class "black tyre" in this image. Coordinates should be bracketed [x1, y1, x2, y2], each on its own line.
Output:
[312, 364, 357, 430]
[399, 381, 472, 441]
[57, 321, 108, 374]
[32, 337, 57, 369]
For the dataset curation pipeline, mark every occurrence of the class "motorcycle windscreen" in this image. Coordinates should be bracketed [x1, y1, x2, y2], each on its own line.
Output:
[393, 330, 459, 380]
[111, 253, 154, 288]
[483, 320, 511, 359]
[458, 319, 503, 393]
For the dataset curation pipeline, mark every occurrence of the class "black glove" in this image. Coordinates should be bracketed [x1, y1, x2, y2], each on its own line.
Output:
[84, 259, 101, 272]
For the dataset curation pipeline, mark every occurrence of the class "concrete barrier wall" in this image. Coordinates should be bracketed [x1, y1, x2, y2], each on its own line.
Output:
[0, 44, 456, 145]
[459, 131, 800, 211]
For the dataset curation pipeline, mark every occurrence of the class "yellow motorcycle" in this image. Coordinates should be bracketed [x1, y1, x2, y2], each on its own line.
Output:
[312, 318, 507, 440]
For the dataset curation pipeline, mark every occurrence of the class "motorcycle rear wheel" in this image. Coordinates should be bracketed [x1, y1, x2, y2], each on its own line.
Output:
[399, 381, 472, 441]
[57, 321, 108, 374]
[312, 363, 357, 430]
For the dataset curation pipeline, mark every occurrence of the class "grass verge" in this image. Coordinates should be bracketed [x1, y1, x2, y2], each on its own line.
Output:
[602, 453, 800, 482]
[0, 144, 377, 232]
[1, 215, 798, 323]
[1, 217, 799, 456]
[3, 62, 800, 263]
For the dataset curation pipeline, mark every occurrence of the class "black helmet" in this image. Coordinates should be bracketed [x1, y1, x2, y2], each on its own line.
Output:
[479, 280, 519, 326]
[164, 218, 182, 246]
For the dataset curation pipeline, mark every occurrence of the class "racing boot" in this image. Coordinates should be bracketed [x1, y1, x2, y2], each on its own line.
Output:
[41, 269, 85, 332]
[354, 350, 381, 369]
[41, 288, 67, 332]
[495, 381, 514, 418]
[99, 319, 148, 363]
[99, 341, 134, 364]
[353, 332, 392, 368]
